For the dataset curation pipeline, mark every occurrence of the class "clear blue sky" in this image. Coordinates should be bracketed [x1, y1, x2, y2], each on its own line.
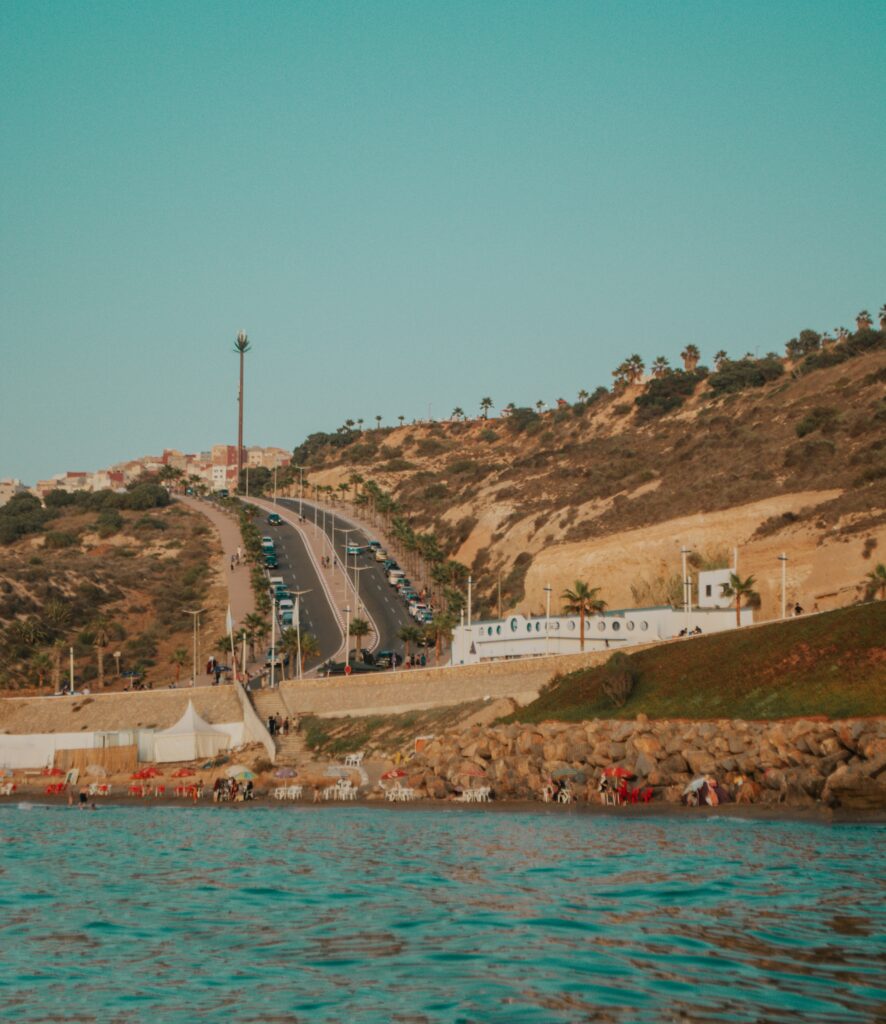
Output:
[2, 1, 884, 483]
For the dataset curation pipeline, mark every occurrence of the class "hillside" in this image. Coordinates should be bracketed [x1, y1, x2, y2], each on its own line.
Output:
[511, 601, 886, 723]
[0, 498, 228, 693]
[280, 331, 886, 622]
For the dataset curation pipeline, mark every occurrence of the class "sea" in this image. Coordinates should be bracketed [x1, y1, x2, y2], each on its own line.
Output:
[0, 804, 883, 1023]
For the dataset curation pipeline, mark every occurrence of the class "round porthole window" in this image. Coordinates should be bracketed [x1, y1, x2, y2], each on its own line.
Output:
[510, 618, 518, 633]
[487, 627, 493, 636]
[611, 620, 621, 632]
[626, 620, 635, 631]
[535, 622, 541, 632]
[553, 621, 560, 630]
[597, 621, 606, 632]
[496, 625, 502, 635]
[568, 621, 575, 631]
[640, 620, 648, 631]
[527, 623, 532, 633]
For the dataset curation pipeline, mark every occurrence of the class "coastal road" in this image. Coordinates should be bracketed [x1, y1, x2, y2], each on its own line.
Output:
[278, 498, 412, 654]
[259, 510, 342, 671]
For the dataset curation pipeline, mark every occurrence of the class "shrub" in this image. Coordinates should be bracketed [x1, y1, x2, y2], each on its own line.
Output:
[795, 406, 839, 438]
[44, 531, 78, 549]
[479, 428, 498, 442]
[504, 407, 540, 433]
[381, 458, 415, 472]
[612, 403, 633, 416]
[601, 652, 635, 708]
[635, 370, 706, 420]
[96, 508, 123, 537]
[708, 357, 784, 395]
[783, 439, 836, 469]
[416, 438, 449, 456]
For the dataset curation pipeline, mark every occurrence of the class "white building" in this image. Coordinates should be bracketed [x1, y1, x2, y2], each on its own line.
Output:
[450, 570, 751, 665]
[0, 478, 27, 507]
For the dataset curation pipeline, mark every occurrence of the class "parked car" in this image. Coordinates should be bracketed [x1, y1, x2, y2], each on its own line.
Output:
[264, 554, 278, 569]
[367, 540, 382, 550]
[374, 549, 388, 562]
[345, 543, 366, 556]
[383, 559, 399, 572]
[375, 650, 403, 669]
[265, 647, 290, 668]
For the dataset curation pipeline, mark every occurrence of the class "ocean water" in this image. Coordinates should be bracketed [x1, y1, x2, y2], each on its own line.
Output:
[0, 805, 883, 1024]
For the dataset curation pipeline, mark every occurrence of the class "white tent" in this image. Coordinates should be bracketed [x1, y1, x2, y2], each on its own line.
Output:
[152, 701, 231, 763]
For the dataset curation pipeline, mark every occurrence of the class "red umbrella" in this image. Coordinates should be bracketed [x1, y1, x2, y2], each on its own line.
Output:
[603, 765, 634, 779]
[172, 767, 194, 778]
[380, 768, 407, 781]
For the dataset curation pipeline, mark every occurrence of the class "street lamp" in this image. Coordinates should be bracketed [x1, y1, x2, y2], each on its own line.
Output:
[343, 605, 351, 666]
[336, 527, 357, 586]
[351, 565, 372, 618]
[467, 575, 473, 629]
[544, 584, 552, 655]
[113, 650, 121, 678]
[184, 608, 206, 687]
[270, 596, 277, 689]
[291, 589, 311, 679]
[778, 553, 789, 619]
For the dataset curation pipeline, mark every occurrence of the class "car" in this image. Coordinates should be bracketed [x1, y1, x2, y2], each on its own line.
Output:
[268, 575, 284, 588]
[420, 612, 434, 624]
[218, 489, 229, 498]
[267, 513, 282, 525]
[345, 543, 366, 556]
[278, 598, 294, 611]
[367, 540, 382, 550]
[261, 537, 275, 549]
[320, 660, 382, 676]
[274, 585, 290, 600]
[374, 650, 403, 669]
[280, 610, 294, 626]
[264, 554, 278, 568]
[264, 647, 290, 668]
[383, 559, 399, 571]
[374, 549, 388, 562]
[388, 570, 405, 585]
[394, 578, 411, 592]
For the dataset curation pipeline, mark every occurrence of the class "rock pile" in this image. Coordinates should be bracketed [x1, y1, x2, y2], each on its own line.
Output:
[402, 715, 886, 810]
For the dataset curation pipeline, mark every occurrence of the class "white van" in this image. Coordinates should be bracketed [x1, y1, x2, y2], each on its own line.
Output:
[388, 569, 405, 585]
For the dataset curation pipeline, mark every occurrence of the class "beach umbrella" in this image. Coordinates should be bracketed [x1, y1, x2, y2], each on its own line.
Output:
[172, 767, 194, 778]
[85, 765, 108, 777]
[603, 765, 634, 779]
[224, 764, 251, 779]
[380, 768, 407, 781]
[229, 769, 255, 781]
[274, 767, 297, 778]
[0, 768, 13, 778]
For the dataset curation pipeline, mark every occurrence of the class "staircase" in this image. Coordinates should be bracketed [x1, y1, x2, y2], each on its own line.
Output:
[250, 688, 310, 765]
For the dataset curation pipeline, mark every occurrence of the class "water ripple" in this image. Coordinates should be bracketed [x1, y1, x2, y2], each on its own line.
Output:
[0, 805, 883, 1023]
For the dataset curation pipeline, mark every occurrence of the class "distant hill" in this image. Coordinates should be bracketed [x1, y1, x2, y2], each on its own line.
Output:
[277, 327, 886, 623]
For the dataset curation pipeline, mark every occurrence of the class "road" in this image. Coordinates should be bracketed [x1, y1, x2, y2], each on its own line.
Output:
[259, 509, 342, 672]
[278, 498, 412, 654]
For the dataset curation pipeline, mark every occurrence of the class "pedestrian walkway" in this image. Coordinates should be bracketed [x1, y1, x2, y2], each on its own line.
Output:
[177, 496, 256, 629]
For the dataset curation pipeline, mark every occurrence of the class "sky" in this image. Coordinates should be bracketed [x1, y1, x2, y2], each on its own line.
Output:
[1, 1, 884, 483]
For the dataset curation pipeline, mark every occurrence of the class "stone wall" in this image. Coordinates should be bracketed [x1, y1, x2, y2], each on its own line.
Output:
[401, 715, 886, 810]
[281, 646, 654, 717]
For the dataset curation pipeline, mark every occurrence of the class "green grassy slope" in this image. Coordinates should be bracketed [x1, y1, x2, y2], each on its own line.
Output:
[511, 601, 886, 723]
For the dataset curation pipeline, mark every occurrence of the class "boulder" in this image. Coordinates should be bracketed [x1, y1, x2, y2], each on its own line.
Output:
[822, 765, 886, 810]
[684, 749, 717, 776]
[633, 734, 663, 758]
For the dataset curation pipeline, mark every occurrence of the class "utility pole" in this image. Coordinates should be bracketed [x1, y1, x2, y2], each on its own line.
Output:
[270, 597, 277, 689]
[185, 608, 206, 687]
[680, 547, 691, 633]
[778, 553, 789, 619]
[273, 466, 277, 504]
[292, 589, 311, 679]
[467, 575, 473, 629]
[344, 605, 351, 666]
[69, 646, 75, 695]
[497, 571, 502, 621]
[544, 584, 552, 655]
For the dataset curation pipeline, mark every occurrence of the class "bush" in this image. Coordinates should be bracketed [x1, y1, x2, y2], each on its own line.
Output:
[96, 508, 123, 537]
[479, 428, 498, 442]
[601, 652, 635, 707]
[416, 438, 450, 456]
[44, 531, 78, 549]
[783, 439, 836, 469]
[504, 407, 540, 434]
[708, 357, 784, 395]
[796, 406, 839, 438]
[635, 369, 706, 420]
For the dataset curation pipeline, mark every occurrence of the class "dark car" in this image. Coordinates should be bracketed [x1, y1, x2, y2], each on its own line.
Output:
[321, 660, 383, 677]
[267, 513, 282, 525]
[383, 559, 399, 571]
[375, 650, 402, 669]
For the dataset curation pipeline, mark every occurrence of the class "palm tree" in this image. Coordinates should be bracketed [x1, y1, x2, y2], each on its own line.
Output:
[244, 612, 267, 660]
[856, 310, 873, 332]
[234, 331, 251, 480]
[713, 349, 728, 370]
[625, 354, 645, 384]
[835, 326, 850, 345]
[32, 650, 52, 689]
[278, 628, 301, 681]
[375, 415, 382, 429]
[357, 417, 364, 432]
[879, 305, 886, 331]
[348, 618, 370, 658]
[480, 397, 493, 419]
[578, 388, 589, 402]
[561, 581, 607, 652]
[299, 632, 320, 673]
[651, 356, 670, 379]
[535, 400, 545, 414]
[398, 624, 422, 663]
[680, 344, 700, 371]
[398, 415, 405, 427]
[170, 647, 188, 684]
[863, 563, 886, 601]
[90, 616, 112, 688]
[720, 573, 759, 627]
[451, 407, 464, 421]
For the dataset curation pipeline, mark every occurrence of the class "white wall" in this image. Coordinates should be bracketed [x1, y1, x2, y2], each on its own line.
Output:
[697, 569, 734, 609]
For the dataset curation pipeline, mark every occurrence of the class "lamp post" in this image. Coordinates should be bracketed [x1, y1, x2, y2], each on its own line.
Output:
[351, 565, 372, 619]
[467, 575, 473, 629]
[272, 466, 277, 504]
[113, 650, 121, 678]
[291, 589, 311, 679]
[343, 605, 351, 666]
[69, 646, 75, 695]
[336, 527, 357, 587]
[778, 553, 789, 620]
[680, 546, 691, 633]
[544, 584, 552, 655]
[185, 608, 205, 687]
[270, 596, 277, 689]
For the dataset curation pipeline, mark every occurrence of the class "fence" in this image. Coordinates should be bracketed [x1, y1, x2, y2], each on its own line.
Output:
[54, 745, 138, 773]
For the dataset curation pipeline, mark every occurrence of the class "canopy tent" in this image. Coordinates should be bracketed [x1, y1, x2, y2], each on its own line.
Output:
[152, 701, 230, 764]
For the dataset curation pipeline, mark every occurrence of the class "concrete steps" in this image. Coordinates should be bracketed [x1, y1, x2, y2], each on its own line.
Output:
[249, 688, 309, 764]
